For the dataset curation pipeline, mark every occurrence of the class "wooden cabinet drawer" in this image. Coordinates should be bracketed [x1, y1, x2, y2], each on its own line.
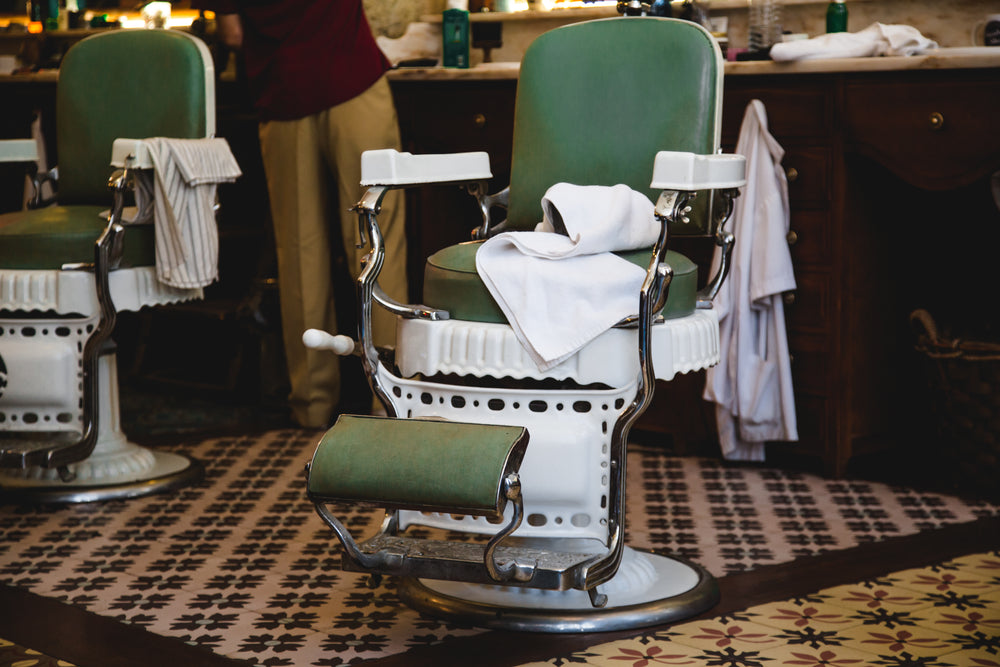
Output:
[783, 269, 831, 333]
[722, 79, 833, 144]
[783, 147, 830, 209]
[843, 74, 1000, 190]
[787, 209, 832, 267]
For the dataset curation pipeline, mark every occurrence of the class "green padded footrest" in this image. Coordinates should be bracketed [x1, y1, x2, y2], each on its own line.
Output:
[307, 416, 529, 518]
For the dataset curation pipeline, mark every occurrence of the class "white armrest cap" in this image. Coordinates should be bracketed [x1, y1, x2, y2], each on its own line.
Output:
[361, 149, 492, 186]
[0, 139, 39, 163]
[111, 138, 155, 169]
[651, 151, 746, 190]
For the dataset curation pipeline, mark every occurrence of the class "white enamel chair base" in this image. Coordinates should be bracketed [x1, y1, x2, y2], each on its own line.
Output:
[0, 266, 204, 502]
[0, 350, 202, 503]
[372, 306, 722, 627]
[383, 307, 720, 543]
[398, 546, 719, 633]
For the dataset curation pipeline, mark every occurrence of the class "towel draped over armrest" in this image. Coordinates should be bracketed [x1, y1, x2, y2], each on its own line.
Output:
[140, 137, 242, 289]
[475, 183, 659, 371]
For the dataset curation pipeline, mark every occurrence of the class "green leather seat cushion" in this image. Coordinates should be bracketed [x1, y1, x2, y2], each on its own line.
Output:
[0, 206, 155, 270]
[424, 240, 698, 324]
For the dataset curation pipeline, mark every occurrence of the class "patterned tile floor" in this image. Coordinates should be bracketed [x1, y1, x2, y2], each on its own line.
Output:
[1, 430, 998, 666]
[521, 550, 1000, 667]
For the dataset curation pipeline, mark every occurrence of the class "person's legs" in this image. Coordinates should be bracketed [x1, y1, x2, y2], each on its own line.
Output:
[320, 75, 408, 350]
[259, 115, 341, 428]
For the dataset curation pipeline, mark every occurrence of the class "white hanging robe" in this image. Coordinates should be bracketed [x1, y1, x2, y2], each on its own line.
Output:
[704, 100, 798, 461]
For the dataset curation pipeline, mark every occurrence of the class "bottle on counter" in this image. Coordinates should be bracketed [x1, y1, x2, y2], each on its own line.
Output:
[748, 0, 781, 56]
[826, 0, 848, 33]
[37, 0, 58, 30]
[442, 8, 470, 69]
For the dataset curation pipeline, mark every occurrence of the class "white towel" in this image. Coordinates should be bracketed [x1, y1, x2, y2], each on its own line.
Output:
[476, 183, 658, 371]
[144, 137, 241, 289]
[769, 23, 938, 62]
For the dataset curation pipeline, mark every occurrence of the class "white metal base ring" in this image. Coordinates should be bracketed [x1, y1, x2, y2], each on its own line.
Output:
[0, 444, 203, 504]
[396, 547, 719, 633]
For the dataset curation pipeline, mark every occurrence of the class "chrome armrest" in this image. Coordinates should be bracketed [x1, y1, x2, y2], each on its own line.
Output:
[651, 150, 745, 309]
[1, 139, 55, 209]
[360, 148, 505, 240]
[469, 185, 509, 240]
[25, 166, 57, 210]
[360, 148, 492, 187]
[354, 149, 492, 326]
[697, 188, 738, 307]
[650, 151, 746, 191]
[110, 137, 158, 169]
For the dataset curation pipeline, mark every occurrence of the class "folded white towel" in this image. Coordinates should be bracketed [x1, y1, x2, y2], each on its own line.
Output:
[769, 23, 938, 61]
[476, 183, 658, 371]
[144, 137, 241, 289]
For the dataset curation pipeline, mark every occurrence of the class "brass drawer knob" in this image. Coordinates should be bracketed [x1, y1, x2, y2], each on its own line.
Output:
[783, 291, 796, 305]
[473, 113, 487, 128]
[786, 167, 799, 183]
[786, 230, 798, 246]
[928, 112, 945, 131]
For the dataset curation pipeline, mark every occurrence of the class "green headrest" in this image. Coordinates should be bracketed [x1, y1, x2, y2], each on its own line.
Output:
[56, 30, 209, 205]
[506, 18, 721, 233]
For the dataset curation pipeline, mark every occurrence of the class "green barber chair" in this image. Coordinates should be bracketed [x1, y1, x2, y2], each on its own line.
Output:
[305, 17, 745, 631]
[0, 29, 220, 502]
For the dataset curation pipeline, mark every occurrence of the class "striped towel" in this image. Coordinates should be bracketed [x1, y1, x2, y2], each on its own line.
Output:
[144, 137, 241, 289]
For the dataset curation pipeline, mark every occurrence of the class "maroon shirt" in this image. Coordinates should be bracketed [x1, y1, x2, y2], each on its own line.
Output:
[199, 0, 390, 121]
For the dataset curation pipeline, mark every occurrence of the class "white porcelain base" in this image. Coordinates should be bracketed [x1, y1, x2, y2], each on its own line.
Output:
[0, 350, 203, 503]
[397, 547, 719, 633]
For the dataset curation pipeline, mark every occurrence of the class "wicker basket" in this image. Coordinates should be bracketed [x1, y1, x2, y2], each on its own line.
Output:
[911, 309, 1000, 499]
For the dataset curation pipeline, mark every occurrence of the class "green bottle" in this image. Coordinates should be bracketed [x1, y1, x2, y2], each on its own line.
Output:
[826, 0, 847, 33]
[442, 8, 470, 69]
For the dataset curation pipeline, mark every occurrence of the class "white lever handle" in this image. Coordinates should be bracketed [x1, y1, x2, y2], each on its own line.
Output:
[302, 329, 357, 356]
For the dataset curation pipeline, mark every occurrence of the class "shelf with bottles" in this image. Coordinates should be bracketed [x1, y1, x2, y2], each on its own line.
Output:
[422, 0, 853, 23]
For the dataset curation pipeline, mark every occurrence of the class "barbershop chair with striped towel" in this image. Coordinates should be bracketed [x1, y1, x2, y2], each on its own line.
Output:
[305, 17, 745, 632]
[0, 29, 237, 502]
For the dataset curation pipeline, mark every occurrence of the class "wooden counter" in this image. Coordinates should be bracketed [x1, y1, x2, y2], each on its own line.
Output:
[384, 47, 1000, 80]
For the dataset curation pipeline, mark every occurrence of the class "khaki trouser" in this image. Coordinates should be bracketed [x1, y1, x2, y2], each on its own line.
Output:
[258, 76, 407, 428]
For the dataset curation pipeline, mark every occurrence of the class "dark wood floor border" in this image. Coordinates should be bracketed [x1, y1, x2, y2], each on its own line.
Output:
[0, 583, 252, 667]
[1, 515, 996, 667]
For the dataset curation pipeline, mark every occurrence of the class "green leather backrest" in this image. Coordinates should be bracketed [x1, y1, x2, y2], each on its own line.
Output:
[56, 30, 211, 205]
[506, 18, 722, 231]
